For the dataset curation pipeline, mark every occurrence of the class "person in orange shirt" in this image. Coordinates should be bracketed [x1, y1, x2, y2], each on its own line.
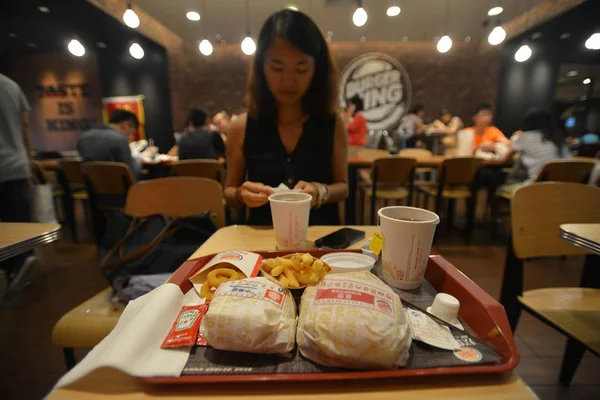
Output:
[466, 103, 510, 153]
[344, 95, 368, 147]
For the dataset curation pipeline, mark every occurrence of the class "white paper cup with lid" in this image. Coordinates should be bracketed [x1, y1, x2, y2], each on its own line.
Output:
[269, 192, 312, 250]
[378, 206, 440, 290]
[320, 252, 376, 274]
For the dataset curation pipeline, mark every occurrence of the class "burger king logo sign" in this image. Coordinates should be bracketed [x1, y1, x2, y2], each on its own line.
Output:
[340, 53, 411, 131]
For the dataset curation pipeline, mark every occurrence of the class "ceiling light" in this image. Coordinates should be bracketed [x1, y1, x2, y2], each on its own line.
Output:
[28, 42, 36, 48]
[437, 35, 452, 53]
[585, 32, 600, 50]
[129, 42, 144, 59]
[123, 4, 140, 28]
[531, 32, 543, 40]
[514, 44, 532, 62]
[360, 36, 366, 43]
[38, 6, 50, 13]
[97, 42, 107, 49]
[402, 36, 408, 42]
[327, 31, 333, 37]
[8, 33, 17, 38]
[67, 39, 85, 57]
[286, 4, 299, 11]
[186, 11, 200, 21]
[567, 70, 578, 77]
[241, 36, 256, 55]
[353, 7, 368, 27]
[465, 36, 471, 43]
[560, 33, 571, 40]
[488, 7, 503, 16]
[199, 39, 213, 56]
[583, 78, 591, 85]
[488, 26, 506, 45]
[386, 6, 401, 17]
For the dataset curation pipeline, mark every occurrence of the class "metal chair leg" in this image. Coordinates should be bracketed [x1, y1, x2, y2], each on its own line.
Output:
[63, 347, 76, 370]
[559, 338, 586, 386]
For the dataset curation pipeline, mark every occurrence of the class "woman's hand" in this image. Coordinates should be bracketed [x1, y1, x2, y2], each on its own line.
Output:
[238, 181, 274, 208]
[293, 181, 319, 207]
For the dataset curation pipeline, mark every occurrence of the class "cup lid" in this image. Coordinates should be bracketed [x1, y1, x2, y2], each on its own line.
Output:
[320, 252, 375, 272]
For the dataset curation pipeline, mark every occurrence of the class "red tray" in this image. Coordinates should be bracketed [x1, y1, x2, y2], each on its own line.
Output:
[146, 250, 519, 384]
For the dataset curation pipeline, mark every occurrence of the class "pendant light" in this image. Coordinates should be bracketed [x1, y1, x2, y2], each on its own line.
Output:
[67, 39, 85, 57]
[198, 0, 213, 56]
[123, 2, 140, 28]
[514, 0, 533, 62]
[241, 0, 256, 55]
[437, 0, 452, 53]
[487, 0, 506, 45]
[585, 32, 600, 50]
[129, 42, 144, 59]
[352, 1, 367, 27]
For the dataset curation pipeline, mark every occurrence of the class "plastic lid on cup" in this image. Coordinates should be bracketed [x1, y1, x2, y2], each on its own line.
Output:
[320, 252, 376, 274]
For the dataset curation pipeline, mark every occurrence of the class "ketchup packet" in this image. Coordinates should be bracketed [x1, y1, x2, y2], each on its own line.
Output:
[161, 304, 208, 348]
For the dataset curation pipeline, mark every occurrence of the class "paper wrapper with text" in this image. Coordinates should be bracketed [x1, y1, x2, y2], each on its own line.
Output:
[297, 271, 412, 369]
[199, 277, 297, 355]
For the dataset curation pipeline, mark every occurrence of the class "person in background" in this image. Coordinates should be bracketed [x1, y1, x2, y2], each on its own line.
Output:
[212, 110, 231, 144]
[397, 104, 426, 148]
[0, 73, 37, 297]
[224, 9, 348, 226]
[430, 108, 464, 150]
[344, 94, 368, 147]
[178, 109, 225, 160]
[466, 103, 510, 153]
[504, 108, 571, 185]
[77, 109, 142, 179]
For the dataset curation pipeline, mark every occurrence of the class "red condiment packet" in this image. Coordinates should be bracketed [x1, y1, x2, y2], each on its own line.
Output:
[161, 304, 209, 349]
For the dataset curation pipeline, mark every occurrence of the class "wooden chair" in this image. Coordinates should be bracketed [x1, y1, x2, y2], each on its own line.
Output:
[499, 182, 600, 386]
[398, 148, 434, 181]
[497, 159, 596, 200]
[358, 157, 416, 225]
[170, 159, 225, 185]
[56, 159, 89, 241]
[52, 177, 226, 370]
[415, 157, 483, 240]
[82, 162, 136, 246]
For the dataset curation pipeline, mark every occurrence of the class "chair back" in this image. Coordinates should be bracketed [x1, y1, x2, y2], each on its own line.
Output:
[83, 162, 135, 211]
[535, 159, 595, 183]
[511, 182, 600, 259]
[171, 160, 224, 184]
[440, 157, 483, 186]
[125, 177, 225, 228]
[372, 157, 416, 185]
[357, 149, 390, 162]
[397, 148, 433, 159]
[59, 159, 84, 187]
[31, 160, 48, 185]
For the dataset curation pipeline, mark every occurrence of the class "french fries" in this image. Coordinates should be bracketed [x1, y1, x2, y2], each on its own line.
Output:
[260, 253, 331, 289]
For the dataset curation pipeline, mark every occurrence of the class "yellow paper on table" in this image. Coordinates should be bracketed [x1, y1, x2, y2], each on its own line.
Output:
[370, 232, 384, 256]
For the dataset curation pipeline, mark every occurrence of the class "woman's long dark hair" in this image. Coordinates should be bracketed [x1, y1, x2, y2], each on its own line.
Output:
[522, 107, 566, 156]
[246, 9, 339, 120]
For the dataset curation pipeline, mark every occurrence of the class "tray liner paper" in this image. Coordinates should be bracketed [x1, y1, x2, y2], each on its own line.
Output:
[183, 261, 502, 375]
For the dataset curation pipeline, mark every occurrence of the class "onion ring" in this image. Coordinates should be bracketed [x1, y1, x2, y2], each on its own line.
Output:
[200, 281, 214, 301]
[207, 268, 239, 288]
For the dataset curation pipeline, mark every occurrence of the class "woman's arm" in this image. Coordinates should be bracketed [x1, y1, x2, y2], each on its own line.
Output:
[224, 114, 273, 208]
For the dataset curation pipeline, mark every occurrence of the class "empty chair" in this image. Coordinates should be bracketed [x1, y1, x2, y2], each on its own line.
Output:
[170, 159, 225, 184]
[82, 162, 136, 245]
[52, 177, 226, 369]
[398, 148, 434, 180]
[56, 159, 88, 241]
[359, 157, 417, 225]
[499, 182, 600, 386]
[415, 157, 483, 240]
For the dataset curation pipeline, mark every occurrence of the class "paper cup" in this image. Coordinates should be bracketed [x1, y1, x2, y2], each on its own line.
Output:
[378, 206, 440, 290]
[269, 192, 312, 250]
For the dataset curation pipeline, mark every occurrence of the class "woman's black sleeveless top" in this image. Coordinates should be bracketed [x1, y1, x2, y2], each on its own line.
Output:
[243, 114, 340, 226]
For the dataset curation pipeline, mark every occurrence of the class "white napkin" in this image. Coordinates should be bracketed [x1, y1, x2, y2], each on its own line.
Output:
[53, 283, 200, 389]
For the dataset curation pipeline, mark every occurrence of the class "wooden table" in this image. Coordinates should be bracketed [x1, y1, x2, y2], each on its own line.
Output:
[50, 225, 535, 400]
[560, 223, 600, 255]
[0, 222, 61, 262]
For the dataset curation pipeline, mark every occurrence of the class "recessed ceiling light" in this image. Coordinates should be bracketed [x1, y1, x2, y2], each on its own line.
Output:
[402, 36, 408, 42]
[186, 11, 200, 21]
[488, 6, 503, 16]
[583, 78, 591, 85]
[560, 33, 571, 40]
[360, 36, 366, 43]
[97, 41, 107, 49]
[531, 32, 543, 40]
[465, 36, 471, 43]
[8, 32, 17, 38]
[386, 6, 401, 17]
[567, 70, 578, 77]
[38, 6, 50, 13]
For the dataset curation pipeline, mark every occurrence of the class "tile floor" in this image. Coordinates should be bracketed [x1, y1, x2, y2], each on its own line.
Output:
[1, 206, 599, 400]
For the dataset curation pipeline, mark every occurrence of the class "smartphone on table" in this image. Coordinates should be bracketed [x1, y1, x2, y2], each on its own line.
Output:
[315, 228, 366, 249]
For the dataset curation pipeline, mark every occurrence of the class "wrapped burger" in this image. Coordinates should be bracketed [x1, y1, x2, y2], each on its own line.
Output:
[297, 271, 411, 369]
[199, 277, 297, 355]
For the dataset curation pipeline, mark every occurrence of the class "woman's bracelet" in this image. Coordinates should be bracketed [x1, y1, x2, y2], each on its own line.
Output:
[312, 182, 323, 208]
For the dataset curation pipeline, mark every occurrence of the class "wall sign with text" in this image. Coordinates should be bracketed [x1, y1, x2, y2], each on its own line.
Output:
[36, 83, 97, 132]
[340, 53, 412, 131]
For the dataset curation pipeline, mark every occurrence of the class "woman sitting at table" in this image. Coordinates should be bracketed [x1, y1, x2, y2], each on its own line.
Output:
[224, 9, 349, 226]
[428, 108, 464, 151]
[344, 94, 368, 148]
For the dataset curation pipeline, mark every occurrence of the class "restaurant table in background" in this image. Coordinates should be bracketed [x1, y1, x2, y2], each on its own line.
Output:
[0, 222, 60, 262]
[560, 223, 600, 255]
[419, 132, 447, 155]
[50, 225, 535, 400]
